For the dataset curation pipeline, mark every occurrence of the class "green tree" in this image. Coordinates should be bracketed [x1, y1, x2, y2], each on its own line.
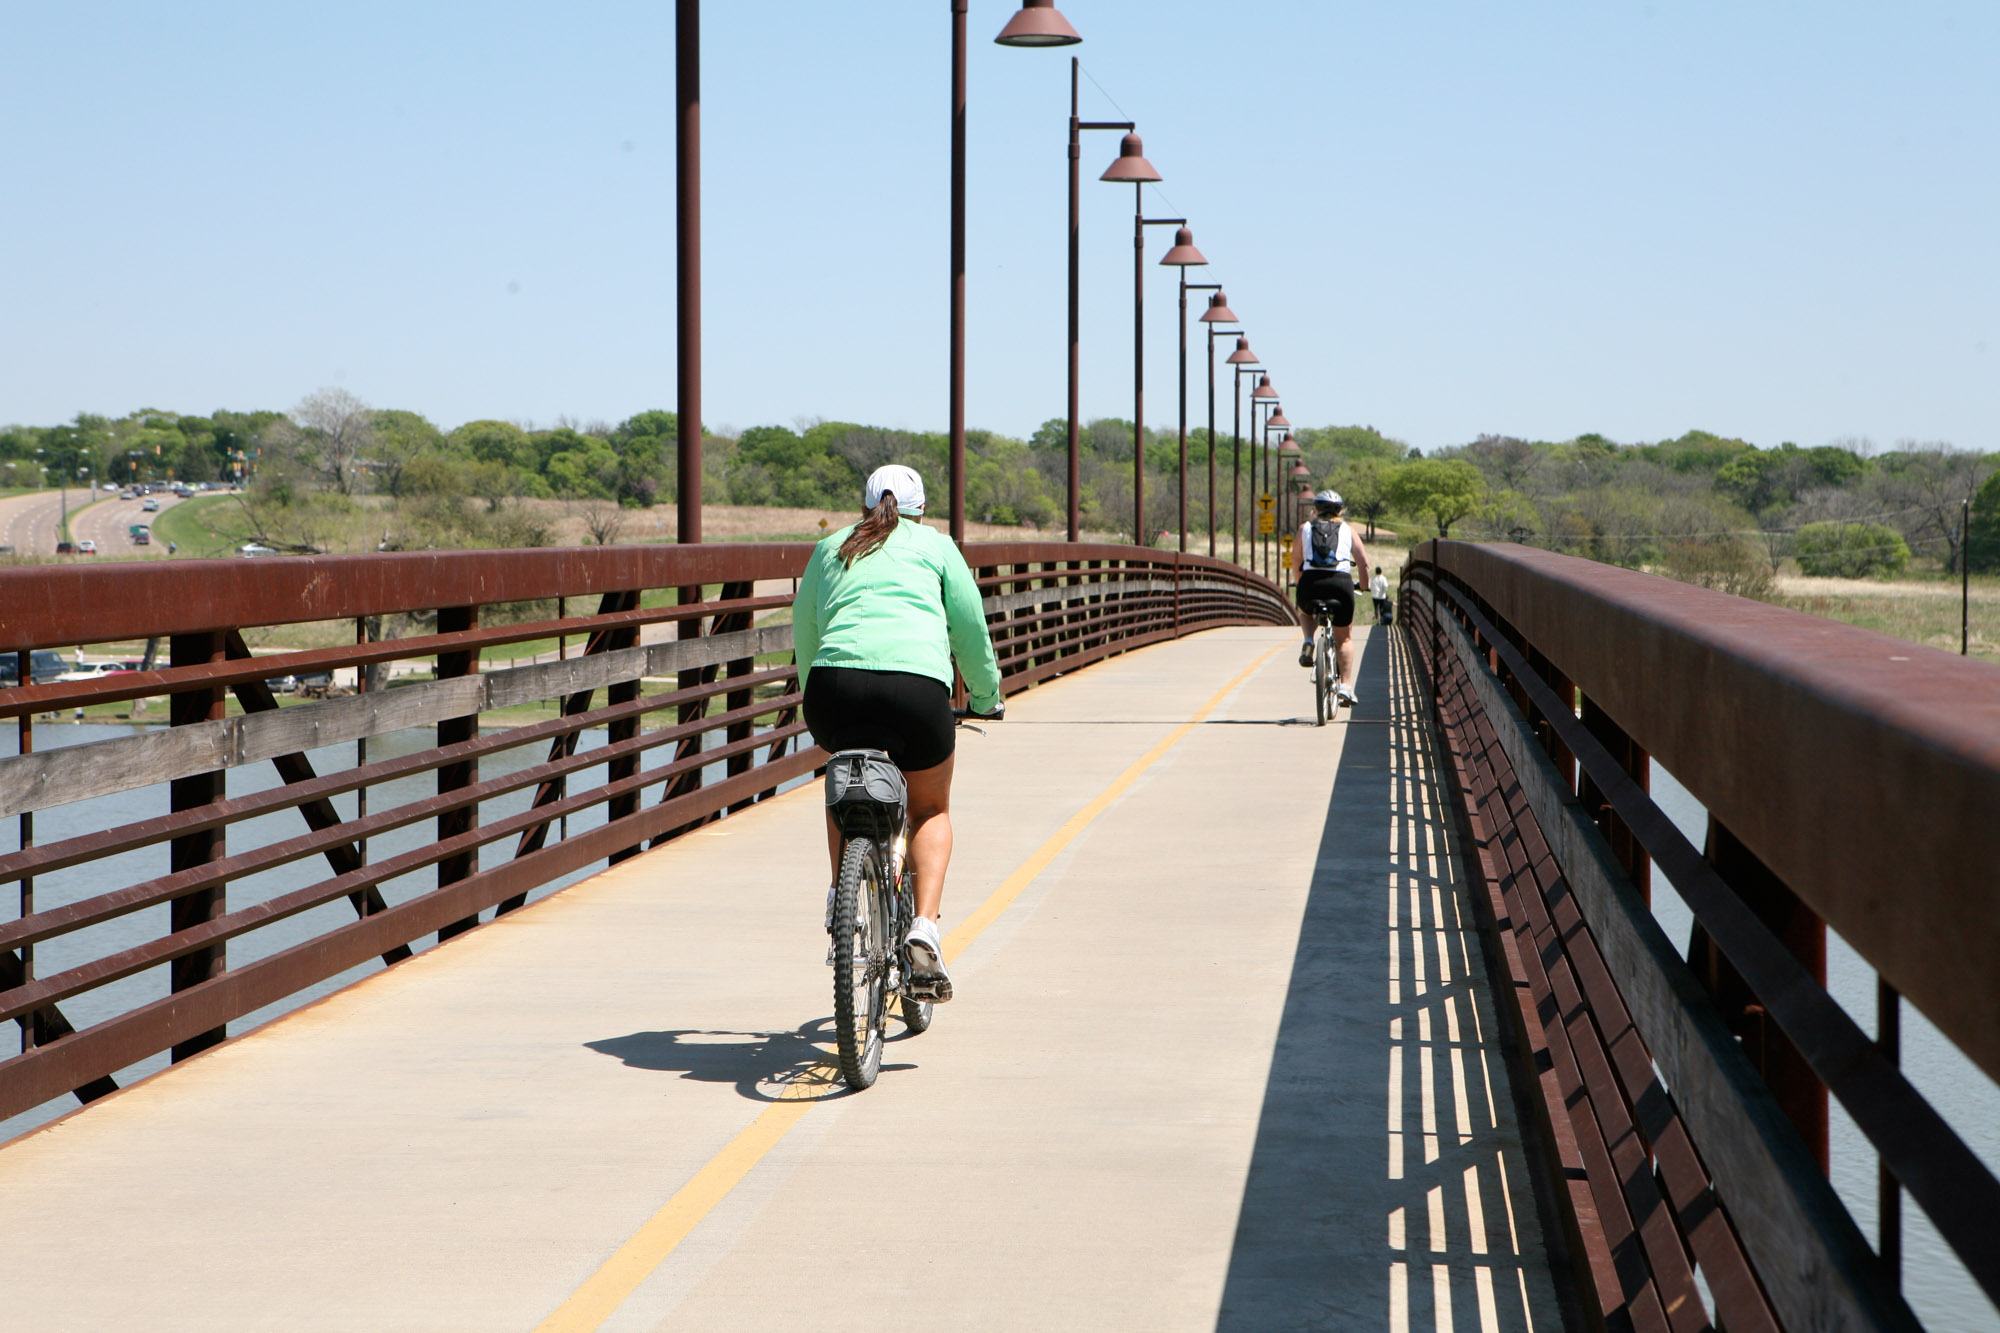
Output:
[1385, 459, 1487, 538]
[1792, 521, 1911, 578]
[1963, 471, 2000, 573]
[371, 410, 445, 498]
[450, 420, 533, 470]
[1329, 456, 1392, 539]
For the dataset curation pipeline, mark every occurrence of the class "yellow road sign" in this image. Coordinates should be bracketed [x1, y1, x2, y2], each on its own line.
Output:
[1256, 493, 1274, 511]
[1257, 514, 1275, 534]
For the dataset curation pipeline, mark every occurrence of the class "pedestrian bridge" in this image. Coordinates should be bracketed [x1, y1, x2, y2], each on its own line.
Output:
[1, 542, 1994, 1331]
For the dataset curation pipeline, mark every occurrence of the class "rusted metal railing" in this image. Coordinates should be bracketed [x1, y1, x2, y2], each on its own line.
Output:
[1402, 539, 1999, 1333]
[0, 542, 1290, 1126]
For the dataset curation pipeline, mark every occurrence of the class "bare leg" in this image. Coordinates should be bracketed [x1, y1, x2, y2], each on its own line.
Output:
[824, 812, 841, 882]
[1334, 624, 1357, 689]
[903, 753, 956, 921]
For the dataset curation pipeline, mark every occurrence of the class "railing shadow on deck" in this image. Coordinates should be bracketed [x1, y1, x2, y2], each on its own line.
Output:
[1215, 630, 1571, 1333]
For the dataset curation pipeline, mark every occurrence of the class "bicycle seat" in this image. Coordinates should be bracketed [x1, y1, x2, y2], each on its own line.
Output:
[1305, 601, 1345, 616]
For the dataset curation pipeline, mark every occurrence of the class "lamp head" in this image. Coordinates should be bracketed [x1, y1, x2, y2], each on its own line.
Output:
[1158, 226, 1208, 267]
[994, 0, 1082, 46]
[1251, 374, 1278, 401]
[1198, 290, 1238, 323]
[1099, 133, 1163, 184]
[1226, 335, 1258, 364]
[1266, 409, 1293, 430]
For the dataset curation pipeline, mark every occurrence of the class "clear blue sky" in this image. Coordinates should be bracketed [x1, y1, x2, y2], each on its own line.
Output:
[3, 1, 1995, 455]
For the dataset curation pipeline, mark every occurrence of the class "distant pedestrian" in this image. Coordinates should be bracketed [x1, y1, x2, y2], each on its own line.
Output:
[1371, 568, 1393, 625]
[167, 541, 178, 556]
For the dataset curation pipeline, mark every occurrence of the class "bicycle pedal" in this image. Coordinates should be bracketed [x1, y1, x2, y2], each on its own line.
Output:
[905, 977, 953, 1003]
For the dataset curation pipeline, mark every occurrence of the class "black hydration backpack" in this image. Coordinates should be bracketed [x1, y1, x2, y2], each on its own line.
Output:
[1307, 518, 1345, 569]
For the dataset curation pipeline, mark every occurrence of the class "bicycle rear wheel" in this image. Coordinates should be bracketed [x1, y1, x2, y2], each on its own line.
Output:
[832, 836, 889, 1089]
[1314, 626, 1331, 726]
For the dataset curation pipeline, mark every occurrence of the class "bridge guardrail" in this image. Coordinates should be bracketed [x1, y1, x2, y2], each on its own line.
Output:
[0, 542, 1291, 1128]
[1403, 539, 1998, 1332]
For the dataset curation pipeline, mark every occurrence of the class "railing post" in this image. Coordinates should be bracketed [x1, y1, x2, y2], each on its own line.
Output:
[435, 605, 481, 941]
[719, 580, 756, 816]
[168, 629, 228, 1060]
[1692, 817, 1831, 1173]
[603, 590, 643, 861]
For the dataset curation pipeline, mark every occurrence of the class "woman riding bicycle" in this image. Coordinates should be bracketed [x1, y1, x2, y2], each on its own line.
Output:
[792, 464, 1003, 1002]
[1290, 488, 1372, 707]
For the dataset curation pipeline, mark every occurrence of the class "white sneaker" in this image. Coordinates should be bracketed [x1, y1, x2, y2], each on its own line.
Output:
[1337, 684, 1358, 707]
[904, 916, 952, 1002]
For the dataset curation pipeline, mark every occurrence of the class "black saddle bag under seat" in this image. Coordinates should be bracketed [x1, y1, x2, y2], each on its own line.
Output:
[824, 749, 907, 839]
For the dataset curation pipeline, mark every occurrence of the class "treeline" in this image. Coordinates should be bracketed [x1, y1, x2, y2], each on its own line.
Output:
[7, 399, 1995, 586]
[1412, 430, 2000, 594]
[0, 390, 1415, 549]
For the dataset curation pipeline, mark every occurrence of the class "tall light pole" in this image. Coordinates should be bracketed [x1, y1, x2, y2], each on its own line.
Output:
[677, 0, 701, 551]
[1098, 134, 1166, 546]
[964, 0, 1081, 544]
[1250, 374, 1278, 576]
[1187, 287, 1238, 558]
[1158, 227, 1208, 552]
[1227, 335, 1259, 565]
[1264, 410, 1296, 576]
[1065, 58, 1132, 541]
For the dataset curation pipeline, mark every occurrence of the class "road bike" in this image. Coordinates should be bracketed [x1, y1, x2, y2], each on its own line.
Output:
[822, 708, 998, 1090]
[1305, 601, 1347, 726]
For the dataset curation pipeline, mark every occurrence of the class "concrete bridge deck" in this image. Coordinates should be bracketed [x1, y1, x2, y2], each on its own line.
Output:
[0, 627, 1564, 1332]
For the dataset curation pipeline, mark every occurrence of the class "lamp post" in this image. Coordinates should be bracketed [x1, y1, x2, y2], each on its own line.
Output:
[1098, 134, 1170, 546]
[677, 0, 701, 551]
[1157, 227, 1208, 552]
[1065, 61, 1131, 542]
[1227, 335, 1258, 565]
[962, 0, 1081, 545]
[1263, 406, 1292, 579]
[1186, 287, 1238, 557]
[1250, 374, 1278, 576]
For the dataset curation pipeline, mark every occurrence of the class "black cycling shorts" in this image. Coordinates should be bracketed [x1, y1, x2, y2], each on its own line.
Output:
[1296, 569, 1355, 627]
[803, 666, 956, 773]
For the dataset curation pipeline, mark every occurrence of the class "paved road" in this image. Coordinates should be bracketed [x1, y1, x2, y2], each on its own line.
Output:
[71, 491, 185, 557]
[0, 627, 1564, 1331]
[0, 488, 186, 559]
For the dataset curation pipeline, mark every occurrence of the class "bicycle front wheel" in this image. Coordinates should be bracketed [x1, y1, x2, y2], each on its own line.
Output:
[832, 836, 890, 1090]
[1314, 628, 1331, 726]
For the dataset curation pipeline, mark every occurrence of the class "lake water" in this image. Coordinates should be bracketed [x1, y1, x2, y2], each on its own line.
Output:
[1649, 764, 1999, 1333]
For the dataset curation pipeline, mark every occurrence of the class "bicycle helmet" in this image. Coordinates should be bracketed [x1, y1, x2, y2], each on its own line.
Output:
[1313, 489, 1342, 506]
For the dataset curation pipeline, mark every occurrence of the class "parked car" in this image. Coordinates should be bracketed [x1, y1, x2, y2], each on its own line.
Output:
[76, 539, 97, 554]
[141, 497, 159, 512]
[237, 542, 278, 556]
[58, 661, 133, 682]
[295, 670, 336, 698]
[265, 675, 298, 694]
[0, 651, 70, 686]
[54, 541, 75, 554]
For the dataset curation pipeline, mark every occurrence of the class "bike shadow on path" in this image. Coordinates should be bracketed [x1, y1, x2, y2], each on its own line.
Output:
[1212, 629, 1565, 1332]
[585, 1018, 920, 1103]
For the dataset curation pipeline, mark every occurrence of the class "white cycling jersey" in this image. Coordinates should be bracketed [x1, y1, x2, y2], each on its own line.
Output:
[1297, 519, 1354, 574]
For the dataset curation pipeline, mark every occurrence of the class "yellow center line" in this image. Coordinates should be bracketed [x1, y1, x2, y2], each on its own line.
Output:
[532, 640, 1284, 1333]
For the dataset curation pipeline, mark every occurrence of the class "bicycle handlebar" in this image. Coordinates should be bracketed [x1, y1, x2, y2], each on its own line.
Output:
[951, 703, 1005, 722]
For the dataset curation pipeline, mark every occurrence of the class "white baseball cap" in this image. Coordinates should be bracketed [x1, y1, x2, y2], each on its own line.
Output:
[864, 464, 926, 516]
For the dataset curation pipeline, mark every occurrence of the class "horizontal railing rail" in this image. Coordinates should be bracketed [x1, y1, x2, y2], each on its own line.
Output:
[0, 542, 1290, 1128]
[1403, 539, 1999, 1332]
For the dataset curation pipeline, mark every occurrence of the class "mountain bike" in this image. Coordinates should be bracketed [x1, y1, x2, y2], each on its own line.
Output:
[822, 707, 999, 1091]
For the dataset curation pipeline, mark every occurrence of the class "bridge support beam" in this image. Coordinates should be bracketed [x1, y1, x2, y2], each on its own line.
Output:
[436, 606, 482, 941]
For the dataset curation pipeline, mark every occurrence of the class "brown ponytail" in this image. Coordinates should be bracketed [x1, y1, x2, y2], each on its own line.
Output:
[838, 493, 900, 567]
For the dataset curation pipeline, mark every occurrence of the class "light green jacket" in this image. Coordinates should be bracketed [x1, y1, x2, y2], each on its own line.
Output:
[792, 518, 1003, 713]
